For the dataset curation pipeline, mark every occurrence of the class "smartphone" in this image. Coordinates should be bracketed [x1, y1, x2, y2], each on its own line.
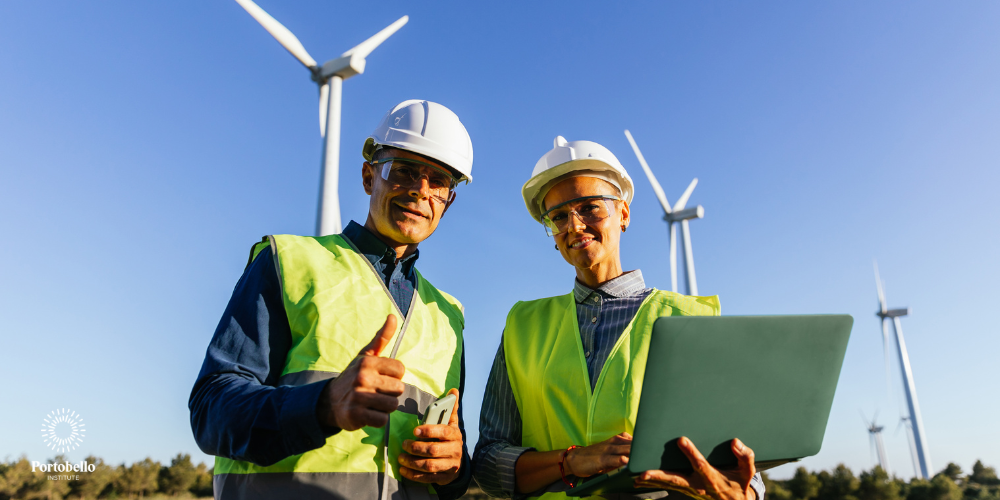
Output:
[420, 393, 457, 426]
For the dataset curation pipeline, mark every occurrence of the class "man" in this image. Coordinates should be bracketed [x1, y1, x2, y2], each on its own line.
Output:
[189, 99, 475, 500]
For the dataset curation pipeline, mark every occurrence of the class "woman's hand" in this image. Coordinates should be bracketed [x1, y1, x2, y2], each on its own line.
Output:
[635, 437, 757, 500]
[513, 432, 633, 494]
[565, 432, 633, 478]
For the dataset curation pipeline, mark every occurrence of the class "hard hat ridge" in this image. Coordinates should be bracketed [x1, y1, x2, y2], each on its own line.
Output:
[363, 100, 474, 183]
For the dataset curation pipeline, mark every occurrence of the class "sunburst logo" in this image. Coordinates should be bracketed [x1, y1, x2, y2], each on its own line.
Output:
[41, 409, 86, 453]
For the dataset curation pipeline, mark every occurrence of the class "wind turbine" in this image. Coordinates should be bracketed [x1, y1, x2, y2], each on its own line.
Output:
[624, 130, 705, 295]
[862, 411, 892, 474]
[874, 261, 932, 479]
[234, 0, 408, 236]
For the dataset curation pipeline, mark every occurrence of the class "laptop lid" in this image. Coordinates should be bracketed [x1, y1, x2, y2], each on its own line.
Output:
[627, 314, 853, 474]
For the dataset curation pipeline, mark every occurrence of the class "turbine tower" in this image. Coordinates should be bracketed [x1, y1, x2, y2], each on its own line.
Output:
[624, 130, 704, 295]
[862, 411, 891, 474]
[234, 0, 408, 236]
[874, 261, 932, 479]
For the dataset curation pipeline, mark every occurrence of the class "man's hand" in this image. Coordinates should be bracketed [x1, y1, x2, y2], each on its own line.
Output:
[634, 437, 757, 500]
[317, 315, 405, 431]
[398, 388, 464, 485]
[565, 432, 633, 478]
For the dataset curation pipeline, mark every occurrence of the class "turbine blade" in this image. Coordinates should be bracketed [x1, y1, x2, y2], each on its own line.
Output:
[235, 0, 318, 68]
[873, 260, 887, 312]
[674, 178, 698, 211]
[341, 15, 409, 59]
[624, 130, 672, 214]
[319, 81, 329, 137]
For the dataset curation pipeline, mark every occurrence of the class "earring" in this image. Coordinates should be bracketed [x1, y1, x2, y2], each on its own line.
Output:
[621, 225, 627, 232]
[555, 243, 559, 250]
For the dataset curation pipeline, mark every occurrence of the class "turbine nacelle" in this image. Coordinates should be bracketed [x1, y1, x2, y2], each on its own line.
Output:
[319, 54, 367, 80]
[878, 307, 910, 319]
[665, 206, 704, 223]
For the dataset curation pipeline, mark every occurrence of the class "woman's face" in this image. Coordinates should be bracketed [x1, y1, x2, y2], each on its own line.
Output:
[542, 176, 629, 273]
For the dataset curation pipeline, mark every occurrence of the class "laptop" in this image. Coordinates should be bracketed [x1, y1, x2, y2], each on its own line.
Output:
[566, 314, 853, 497]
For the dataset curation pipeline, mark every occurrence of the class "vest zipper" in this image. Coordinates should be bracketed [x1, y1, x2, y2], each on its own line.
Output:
[341, 236, 420, 500]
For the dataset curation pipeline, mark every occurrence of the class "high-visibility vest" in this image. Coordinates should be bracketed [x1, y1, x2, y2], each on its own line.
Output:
[503, 289, 720, 500]
[214, 234, 465, 500]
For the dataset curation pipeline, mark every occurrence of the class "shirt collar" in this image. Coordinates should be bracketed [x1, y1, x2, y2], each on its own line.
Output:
[341, 220, 420, 270]
[573, 270, 647, 303]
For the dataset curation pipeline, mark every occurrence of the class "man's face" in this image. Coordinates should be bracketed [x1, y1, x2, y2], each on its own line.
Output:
[362, 148, 456, 246]
[542, 176, 628, 272]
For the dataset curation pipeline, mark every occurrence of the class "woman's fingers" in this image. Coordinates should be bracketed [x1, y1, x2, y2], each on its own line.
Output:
[607, 444, 631, 456]
[635, 470, 709, 499]
[599, 452, 629, 472]
[638, 470, 691, 488]
[678, 437, 718, 481]
[732, 438, 756, 485]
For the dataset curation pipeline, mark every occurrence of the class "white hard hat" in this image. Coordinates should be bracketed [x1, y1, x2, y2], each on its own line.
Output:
[522, 136, 635, 222]
[363, 100, 474, 183]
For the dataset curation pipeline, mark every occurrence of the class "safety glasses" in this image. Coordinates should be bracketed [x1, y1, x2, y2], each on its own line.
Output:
[372, 158, 458, 205]
[541, 195, 621, 236]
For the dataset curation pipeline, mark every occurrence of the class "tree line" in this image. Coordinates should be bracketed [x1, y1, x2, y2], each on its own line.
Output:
[762, 461, 1000, 500]
[1, 453, 997, 500]
[0, 454, 212, 499]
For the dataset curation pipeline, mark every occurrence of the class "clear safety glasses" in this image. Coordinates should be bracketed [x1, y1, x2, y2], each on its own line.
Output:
[541, 195, 621, 236]
[372, 158, 458, 205]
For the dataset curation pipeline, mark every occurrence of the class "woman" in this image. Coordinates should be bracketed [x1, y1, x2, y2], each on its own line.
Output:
[471, 137, 764, 500]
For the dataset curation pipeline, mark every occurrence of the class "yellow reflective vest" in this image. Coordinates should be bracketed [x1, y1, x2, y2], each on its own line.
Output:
[214, 234, 465, 500]
[503, 289, 720, 499]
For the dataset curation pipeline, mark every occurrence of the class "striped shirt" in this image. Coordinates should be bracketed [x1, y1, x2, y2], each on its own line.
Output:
[471, 271, 765, 500]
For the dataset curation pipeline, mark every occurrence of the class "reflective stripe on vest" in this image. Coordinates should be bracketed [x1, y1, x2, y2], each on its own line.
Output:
[504, 289, 720, 500]
[216, 234, 464, 500]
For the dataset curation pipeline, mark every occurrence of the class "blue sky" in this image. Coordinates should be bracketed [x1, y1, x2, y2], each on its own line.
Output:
[1, 0, 997, 481]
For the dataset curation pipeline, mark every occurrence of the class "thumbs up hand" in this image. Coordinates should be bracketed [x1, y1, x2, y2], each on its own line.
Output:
[318, 315, 406, 432]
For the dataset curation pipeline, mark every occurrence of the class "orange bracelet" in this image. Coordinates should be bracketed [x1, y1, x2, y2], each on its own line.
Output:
[558, 445, 580, 487]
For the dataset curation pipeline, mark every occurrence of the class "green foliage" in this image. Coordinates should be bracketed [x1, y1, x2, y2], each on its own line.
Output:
[818, 464, 861, 500]
[0, 454, 218, 500]
[0, 457, 39, 499]
[189, 463, 214, 498]
[1, 454, 996, 500]
[115, 458, 160, 499]
[789, 466, 823, 500]
[860, 466, 901, 500]
[158, 454, 198, 496]
[69, 456, 119, 499]
[907, 475, 963, 500]
[765, 461, 999, 500]
[763, 472, 794, 500]
[940, 464, 964, 484]
[970, 462, 1000, 487]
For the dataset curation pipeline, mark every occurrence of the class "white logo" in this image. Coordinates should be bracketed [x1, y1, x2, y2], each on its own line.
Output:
[41, 409, 86, 453]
